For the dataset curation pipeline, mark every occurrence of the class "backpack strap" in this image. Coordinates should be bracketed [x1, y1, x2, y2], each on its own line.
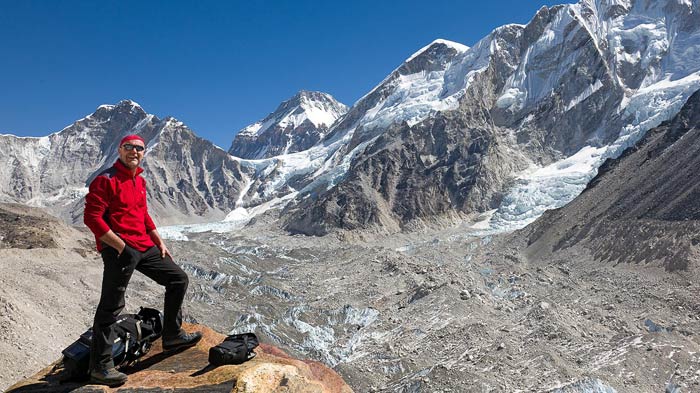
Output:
[123, 332, 131, 356]
[135, 320, 142, 342]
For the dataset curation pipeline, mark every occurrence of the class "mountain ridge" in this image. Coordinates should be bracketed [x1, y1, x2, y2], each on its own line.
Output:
[281, 0, 700, 234]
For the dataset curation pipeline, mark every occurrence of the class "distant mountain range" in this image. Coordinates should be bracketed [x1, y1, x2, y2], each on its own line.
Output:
[0, 0, 698, 234]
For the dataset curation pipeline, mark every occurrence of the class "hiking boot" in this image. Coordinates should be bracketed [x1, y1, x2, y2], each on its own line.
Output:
[162, 331, 203, 351]
[89, 367, 128, 387]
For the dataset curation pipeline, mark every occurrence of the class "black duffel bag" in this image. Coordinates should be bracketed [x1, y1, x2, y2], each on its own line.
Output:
[208, 333, 259, 366]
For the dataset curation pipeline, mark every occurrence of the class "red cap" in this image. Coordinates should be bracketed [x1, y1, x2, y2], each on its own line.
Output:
[120, 134, 145, 145]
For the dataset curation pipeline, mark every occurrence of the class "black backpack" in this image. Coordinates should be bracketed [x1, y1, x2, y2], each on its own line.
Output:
[208, 333, 259, 366]
[59, 307, 163, 381]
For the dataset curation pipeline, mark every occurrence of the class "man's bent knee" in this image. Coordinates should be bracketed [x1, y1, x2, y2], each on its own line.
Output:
[167, 270, 189, 289]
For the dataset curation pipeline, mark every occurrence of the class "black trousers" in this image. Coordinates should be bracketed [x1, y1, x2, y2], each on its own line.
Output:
[89, 245, 189, 371]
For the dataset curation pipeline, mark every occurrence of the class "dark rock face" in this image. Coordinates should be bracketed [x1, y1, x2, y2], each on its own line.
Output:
[229, 91, 347, 159]
[284, 111, 520, 235]
[524, 89, 700, 271]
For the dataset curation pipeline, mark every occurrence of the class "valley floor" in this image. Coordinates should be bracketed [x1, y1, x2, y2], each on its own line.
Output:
[3, 212, 700, 392]
[166, 218, 700, 392]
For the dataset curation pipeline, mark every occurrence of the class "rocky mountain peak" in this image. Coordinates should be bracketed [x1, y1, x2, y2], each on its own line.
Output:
[91, 99, 148, 124]
[229, 90, 348, 159]
[109, 99, 145, 112]
[399, 39, 468, 75]
[281, 90, 348, 128]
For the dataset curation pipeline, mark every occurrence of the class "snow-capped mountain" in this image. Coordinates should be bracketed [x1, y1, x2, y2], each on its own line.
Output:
[279, 0, 700, 234]
[483, 0, 700, 232]
[1, 0, 699, 237]
[0, 101, 161, 220]
[229, 91, 348, 159]
[0, 100, 250, 225]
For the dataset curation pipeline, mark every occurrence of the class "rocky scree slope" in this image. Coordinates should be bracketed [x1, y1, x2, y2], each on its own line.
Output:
[0, 204, 353, 393]
[0, 203, 98, 391]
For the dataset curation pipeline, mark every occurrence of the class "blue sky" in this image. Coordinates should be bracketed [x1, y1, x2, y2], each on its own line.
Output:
[1, 0, 573, 149]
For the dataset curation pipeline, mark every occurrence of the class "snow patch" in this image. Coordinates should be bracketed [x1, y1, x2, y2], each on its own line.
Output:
[496, 88, 526, 110]
[237, 121, 264, 137]
[565, 80, 604, 111]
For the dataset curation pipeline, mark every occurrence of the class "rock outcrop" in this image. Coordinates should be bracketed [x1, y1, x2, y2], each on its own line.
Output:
[6, 323, 353, 393]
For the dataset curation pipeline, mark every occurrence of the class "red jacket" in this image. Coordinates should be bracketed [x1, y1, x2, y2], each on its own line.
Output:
[84, 159, 157, 252]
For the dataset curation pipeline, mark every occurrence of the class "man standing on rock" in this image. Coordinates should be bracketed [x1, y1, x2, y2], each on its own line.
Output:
[83, 134, 202, 387]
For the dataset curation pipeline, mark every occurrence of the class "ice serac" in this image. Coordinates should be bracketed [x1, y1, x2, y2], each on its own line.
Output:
[487, 0, 700, 232]
[229, 91, 348, 159]
[281, 0, 700, 235]
[524, 88, 700, 271]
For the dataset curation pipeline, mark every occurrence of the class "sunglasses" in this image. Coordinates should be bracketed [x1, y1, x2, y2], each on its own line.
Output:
[122, 143, 145, 152]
